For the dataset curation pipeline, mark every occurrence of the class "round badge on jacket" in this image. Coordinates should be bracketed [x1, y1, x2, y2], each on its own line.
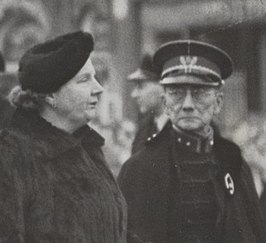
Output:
[224, 173, 235, 195]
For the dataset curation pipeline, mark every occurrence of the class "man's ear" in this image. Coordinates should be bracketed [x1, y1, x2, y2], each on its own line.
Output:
[214, 91, 223, 115]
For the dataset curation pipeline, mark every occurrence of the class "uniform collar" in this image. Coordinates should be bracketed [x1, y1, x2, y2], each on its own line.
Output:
[146, 121, 242, 183]
[172, 125, 214, 153]
[9, 109, 104, 159]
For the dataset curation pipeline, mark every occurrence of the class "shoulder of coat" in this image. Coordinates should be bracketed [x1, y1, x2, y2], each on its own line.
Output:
[215, 135, 241, 154]
[0, 128, 25, 152]
[0, 128, 9, 137]
[145, 122, 172, 146]
[0, 129, 21, 163]
[0, 129, 12, 145]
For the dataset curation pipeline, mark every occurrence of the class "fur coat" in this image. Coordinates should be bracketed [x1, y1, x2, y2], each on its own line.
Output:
[0, 109, 127, 243]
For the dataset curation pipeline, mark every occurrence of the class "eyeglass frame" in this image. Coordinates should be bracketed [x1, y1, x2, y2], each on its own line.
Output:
[164, 84, 220, 103]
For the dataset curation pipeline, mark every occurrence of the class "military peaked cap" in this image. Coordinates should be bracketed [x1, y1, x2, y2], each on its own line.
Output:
[153, 40, 233, 86]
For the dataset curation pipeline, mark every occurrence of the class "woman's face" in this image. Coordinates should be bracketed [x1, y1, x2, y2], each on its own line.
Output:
[53, 57, 103, 128]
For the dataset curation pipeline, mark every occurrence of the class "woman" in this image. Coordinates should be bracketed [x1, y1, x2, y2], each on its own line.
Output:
[0, 31, 127, 242]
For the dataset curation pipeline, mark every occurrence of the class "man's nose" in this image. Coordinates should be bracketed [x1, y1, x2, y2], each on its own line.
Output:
[182, 90, 195, 111]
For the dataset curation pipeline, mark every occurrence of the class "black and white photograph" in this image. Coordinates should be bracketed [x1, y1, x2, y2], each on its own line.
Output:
[0, 0, 266, 242]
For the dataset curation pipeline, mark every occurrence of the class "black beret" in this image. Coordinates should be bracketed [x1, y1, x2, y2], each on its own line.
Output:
[127, 54, 160, 82]
[18, 31, 94, 93]
[153, 40, 233, 86]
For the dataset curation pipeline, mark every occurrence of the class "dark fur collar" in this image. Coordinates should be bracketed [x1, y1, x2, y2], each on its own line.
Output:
[7, 109, 104, 160]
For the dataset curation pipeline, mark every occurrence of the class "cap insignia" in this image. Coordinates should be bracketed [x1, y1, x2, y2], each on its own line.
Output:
[180, 56, 198, 73]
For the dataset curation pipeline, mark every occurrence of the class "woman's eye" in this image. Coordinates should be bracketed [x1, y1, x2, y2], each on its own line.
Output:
[78, 78, 88, 83]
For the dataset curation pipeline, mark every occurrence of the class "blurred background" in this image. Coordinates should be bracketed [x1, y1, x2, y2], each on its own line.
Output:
[1, 0, 266, 175]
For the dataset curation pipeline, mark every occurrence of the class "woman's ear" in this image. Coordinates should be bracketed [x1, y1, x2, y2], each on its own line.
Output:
[44, 93, 57, 108]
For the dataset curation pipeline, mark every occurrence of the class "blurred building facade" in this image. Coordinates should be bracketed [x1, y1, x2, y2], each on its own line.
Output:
[1, 0, 266, 167]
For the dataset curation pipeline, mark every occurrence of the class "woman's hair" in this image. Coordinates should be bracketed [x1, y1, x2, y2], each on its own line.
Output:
[8, 85, 46, 111]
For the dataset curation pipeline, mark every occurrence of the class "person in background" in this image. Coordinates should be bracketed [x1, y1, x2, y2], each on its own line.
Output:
[128, 54, 168, 154]
[232, 115, 266, 228]
[0, 31, 127, 242]
[119, 40, 265, 243]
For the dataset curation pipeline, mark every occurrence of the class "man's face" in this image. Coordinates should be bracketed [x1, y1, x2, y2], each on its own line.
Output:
[131, 80, 163, 114]
[53, 58, 103, 127]
[163, 75, 223, 133]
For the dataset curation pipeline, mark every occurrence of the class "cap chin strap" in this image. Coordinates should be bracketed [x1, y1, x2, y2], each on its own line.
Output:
[162, 65, 221, 81]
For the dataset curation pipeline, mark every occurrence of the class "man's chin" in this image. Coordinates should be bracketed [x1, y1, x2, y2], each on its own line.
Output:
[177, 121, 202, 132]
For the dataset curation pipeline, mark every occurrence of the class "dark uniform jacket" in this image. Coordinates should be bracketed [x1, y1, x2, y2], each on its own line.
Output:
[259, 189, 266, 228]
[119, 122, 265, 243]
[0, 109, 127, 243]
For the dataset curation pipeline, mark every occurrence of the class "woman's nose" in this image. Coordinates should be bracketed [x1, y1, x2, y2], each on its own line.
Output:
[92, 79, 103, 95]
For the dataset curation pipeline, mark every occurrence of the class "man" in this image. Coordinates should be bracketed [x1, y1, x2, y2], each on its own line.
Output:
[128, 54, 168, 153]
[119, 40, 265, 243]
